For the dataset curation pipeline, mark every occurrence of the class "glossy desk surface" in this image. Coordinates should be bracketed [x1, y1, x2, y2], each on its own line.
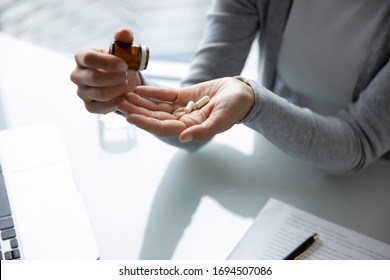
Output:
[1, 33, 389, 259]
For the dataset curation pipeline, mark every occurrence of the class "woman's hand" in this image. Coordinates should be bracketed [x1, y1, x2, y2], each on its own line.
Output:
[70, 28, 141, 114]
[117, 77, 254, 142]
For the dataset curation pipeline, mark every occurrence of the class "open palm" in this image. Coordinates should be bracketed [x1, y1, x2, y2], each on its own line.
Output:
[117, 77, 254, 142]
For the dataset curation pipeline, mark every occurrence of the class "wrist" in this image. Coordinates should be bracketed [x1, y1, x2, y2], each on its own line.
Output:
[233, 76, 255, 122]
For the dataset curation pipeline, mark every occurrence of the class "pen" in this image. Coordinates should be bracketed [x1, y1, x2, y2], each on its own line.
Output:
[283, 233, 319, 260]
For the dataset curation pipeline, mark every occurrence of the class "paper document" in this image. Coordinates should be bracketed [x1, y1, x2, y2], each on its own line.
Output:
[228, 198, 390, 260]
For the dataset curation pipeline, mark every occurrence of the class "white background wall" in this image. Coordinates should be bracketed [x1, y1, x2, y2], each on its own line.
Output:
[0, 0, 212, 60]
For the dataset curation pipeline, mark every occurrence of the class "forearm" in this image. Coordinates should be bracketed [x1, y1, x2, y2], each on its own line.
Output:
[238, 73, 390, 174]
[182, 0, 259, 86]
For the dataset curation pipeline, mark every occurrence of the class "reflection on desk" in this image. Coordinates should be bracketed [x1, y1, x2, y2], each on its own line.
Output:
[1, 33, 390, 259]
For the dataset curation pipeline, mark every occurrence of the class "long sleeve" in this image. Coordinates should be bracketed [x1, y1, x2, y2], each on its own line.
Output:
[238, 60, 390, 174]
[181, 0, 263, 86]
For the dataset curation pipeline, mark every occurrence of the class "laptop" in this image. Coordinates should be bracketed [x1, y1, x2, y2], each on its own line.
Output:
[0, 122, 99, 260]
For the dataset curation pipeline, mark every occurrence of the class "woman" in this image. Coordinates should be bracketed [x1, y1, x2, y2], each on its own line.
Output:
[70, 0, 390, 174]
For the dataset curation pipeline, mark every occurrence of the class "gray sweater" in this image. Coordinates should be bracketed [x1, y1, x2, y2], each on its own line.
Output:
[152, 0, 390, 174]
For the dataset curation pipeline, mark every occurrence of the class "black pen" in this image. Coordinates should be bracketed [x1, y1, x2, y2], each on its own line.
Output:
[283, 233, 319, 260]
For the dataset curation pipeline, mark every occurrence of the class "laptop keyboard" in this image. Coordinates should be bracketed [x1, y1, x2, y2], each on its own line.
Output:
[0, 164, 21, 260]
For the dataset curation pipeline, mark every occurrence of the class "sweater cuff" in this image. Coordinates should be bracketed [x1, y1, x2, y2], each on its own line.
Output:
[234, 76, 267, 124]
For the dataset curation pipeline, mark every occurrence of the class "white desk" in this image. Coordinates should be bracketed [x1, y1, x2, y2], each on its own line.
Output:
[1, 33, 389, 259]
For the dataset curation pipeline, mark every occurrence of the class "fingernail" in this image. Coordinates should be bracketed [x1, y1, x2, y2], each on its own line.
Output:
[180, 136, 193, 143]
[117, 63, 128, 72]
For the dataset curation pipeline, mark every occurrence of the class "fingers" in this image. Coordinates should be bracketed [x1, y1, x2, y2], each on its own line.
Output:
[133, 86, 180, 103]
[120, 91, 176, 113]
[179, 110, 231, 142]
[83, 95, 123, 114]
[71, 69, 131, 114]
[73, 49, 128, 72]
[77, 83, 129, 102]
[70, 49, 140, 114]
[127, 114, 187, 137]
[121, 97, 186, 137]
[74, 27, 136, 72]
[177, 78, 254, 142]
[71, 28, 144, 115]
[117, 91, 187, 136]
[117, 86, 220, 140]
[114, 28, 134, 43]
[71, 67, 128, 87]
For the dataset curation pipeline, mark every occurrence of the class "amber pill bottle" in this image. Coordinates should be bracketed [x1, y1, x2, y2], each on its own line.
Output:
[109, 41, 149, 71]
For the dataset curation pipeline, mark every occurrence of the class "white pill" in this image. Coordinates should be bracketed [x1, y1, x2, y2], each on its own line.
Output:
[184, 100, 195, 113]
[194, 96, 210, 109]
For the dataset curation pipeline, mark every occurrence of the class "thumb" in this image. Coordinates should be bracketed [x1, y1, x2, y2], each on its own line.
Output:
[114, 28, 134, 43]
[179, 112, 233, 143]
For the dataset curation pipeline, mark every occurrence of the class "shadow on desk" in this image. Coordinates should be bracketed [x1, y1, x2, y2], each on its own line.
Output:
[137, 135, 390, 259]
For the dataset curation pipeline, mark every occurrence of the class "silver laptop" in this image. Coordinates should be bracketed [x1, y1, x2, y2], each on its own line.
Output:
[0, 122, 99, 260]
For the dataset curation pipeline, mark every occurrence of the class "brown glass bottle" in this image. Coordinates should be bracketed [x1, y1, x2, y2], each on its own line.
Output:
[109, 41, 149, 71]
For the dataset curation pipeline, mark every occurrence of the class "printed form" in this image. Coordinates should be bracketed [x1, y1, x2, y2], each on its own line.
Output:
[228, 198, 390, 260]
